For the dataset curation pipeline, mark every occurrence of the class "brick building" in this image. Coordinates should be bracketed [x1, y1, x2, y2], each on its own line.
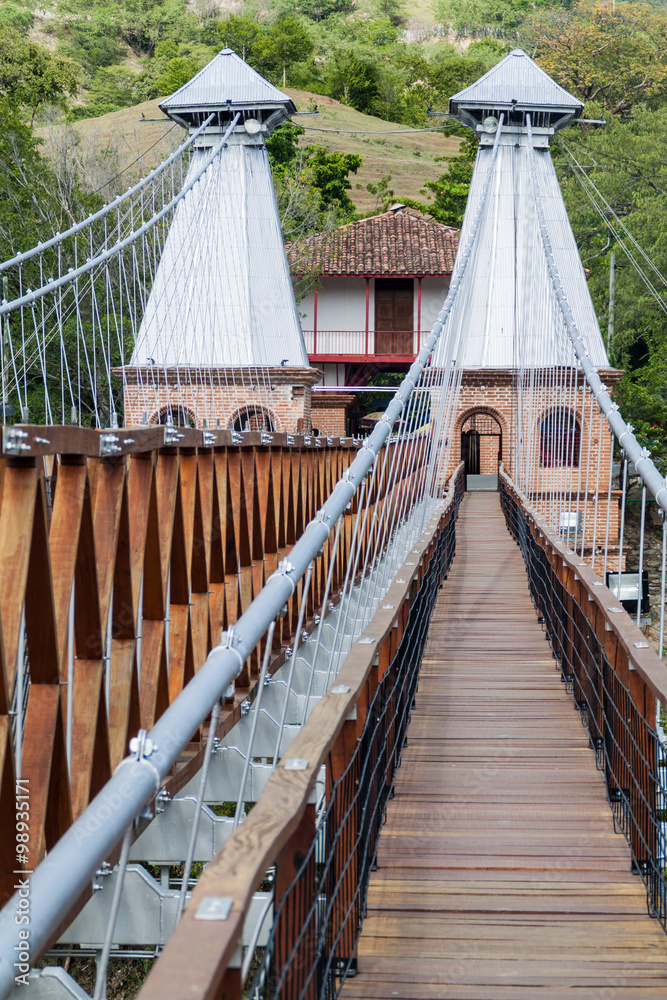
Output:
[430, 48, 622, 565]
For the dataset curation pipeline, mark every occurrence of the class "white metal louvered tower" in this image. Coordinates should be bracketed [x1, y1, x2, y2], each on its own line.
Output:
[123, 49, 321, 432]
[435, 48, 620, 528]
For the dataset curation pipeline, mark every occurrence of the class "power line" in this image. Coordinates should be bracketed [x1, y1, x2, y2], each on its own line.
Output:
[299, 124, 458, 135]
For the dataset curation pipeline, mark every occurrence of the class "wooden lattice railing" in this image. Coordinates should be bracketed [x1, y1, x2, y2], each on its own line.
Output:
[0, 426, 429, 909]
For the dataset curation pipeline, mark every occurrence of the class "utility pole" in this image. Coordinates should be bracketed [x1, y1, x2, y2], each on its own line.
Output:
[607, 249, 615, 357]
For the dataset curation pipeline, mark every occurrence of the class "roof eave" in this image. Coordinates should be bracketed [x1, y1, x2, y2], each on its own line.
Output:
[159, 99, 297, 114]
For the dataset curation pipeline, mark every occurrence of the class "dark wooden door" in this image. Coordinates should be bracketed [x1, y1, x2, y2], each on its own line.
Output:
[461, 430, 480, 476]
[375, 279, 414, 355]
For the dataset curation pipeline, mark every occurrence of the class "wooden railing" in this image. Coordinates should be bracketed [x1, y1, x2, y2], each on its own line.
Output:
[134, 464, 465, 1000]
[0, 426, 431, 910]
[500, 468, 667, 928]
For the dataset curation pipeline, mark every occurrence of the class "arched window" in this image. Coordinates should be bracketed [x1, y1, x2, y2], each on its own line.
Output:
[153, 406, 195, 428]
[231, 406, 275, 433]
[540, 413, 581, 467]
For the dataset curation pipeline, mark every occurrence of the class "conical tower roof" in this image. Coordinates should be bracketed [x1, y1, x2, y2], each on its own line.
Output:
[450, 47, 583, 116]
[433, 50, 608, 371]
[159, 48, 296, 128]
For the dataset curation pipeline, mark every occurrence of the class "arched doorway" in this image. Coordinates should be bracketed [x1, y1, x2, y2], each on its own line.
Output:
[460, 411, 502, 488]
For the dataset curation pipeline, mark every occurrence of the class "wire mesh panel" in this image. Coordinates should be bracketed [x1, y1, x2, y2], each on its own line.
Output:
[501, 476, 667, 929]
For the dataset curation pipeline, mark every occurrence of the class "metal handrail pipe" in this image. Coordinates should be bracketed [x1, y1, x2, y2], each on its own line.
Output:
[0, 115, 213, 274]
[0, 118, 505, 999]
[525, 114, 667, 516]
[0, 114, 238, 318]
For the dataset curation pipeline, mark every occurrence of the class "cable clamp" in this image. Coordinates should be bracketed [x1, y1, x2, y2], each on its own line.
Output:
[270, 558, 296, 596]
[618, 423, 634, 440]
[215, 625, 245, 672]
[655, 480, 667, 514]
[115, 728, 162, 795]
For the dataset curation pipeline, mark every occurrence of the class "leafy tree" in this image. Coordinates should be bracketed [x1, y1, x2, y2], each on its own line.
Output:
[155, 57, 201, 96]
[366, 172, 394, 212]
[56, 22, 127, 78]
[216, 13, 262, 62]
[521, 1, 667, 117]
[0, 0, 34, 34]
[372, 0, 407, 28]
[269, 125, 361, 217]
[53, 0, 189, 56]
[328, 49, 381, 113]
[0, 26, 79, 125]
[261, 16, 314, 87]
[305, 146, 361, 213]
[428, 55, 487, 100]
[82, 64, 139, 115]
[0, 100, 101, 258]
[270, 0, 355, 21]
[266, 122, 306, 167]
[434, 0, 564, 36]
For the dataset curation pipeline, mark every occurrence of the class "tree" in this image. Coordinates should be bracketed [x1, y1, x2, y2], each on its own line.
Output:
[305, 146, 361, 214]
[53, 0, 190, 56]
[0, 100, 101, 259]
[521, 1, 667, 117]
[261, 16, 314, 87]
[266, 122, 306, 167]
[372, 0, 407, 28]
[328, 49, 381, 113]
[270, 0, 355, 21]
[0, 0, 34, 34]
[0, 26, 79, 124]
[155, 56, 201, 96]
[434, 0, 563, 36]
[366, 172, 394, 212]
[216, 13, 262, 62]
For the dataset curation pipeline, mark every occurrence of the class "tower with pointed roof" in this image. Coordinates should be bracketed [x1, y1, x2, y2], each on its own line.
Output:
[122, 48, 321, 433]
[436, 49, 622, 565]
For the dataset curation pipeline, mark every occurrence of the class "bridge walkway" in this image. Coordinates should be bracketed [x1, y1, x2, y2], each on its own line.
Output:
[343, 492, 667, 999]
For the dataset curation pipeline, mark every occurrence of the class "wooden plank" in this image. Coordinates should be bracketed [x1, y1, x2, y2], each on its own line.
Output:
[343, 493, 667, 999]
[69, 659, 111, 819]
[0, 463, 37, 694]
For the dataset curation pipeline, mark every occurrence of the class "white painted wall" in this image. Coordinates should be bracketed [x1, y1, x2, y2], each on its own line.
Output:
[316, 277, 367, 331]
[323, 363, 346, 386]
[421, 277, 451, 331]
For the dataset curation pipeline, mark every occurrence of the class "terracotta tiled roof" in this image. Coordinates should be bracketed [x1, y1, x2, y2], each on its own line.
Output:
[289, 207, 459, 276]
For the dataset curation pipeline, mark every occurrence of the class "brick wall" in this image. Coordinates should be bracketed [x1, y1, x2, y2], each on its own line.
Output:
[122, 367, 321, 433]
[311, 393, 355, 436]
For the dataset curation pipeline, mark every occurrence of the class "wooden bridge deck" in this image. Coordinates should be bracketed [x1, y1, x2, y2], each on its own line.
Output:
[343, 493, 667, 999]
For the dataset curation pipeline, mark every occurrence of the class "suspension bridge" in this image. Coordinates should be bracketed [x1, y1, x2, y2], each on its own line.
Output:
[0, 46, 666, 1000]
